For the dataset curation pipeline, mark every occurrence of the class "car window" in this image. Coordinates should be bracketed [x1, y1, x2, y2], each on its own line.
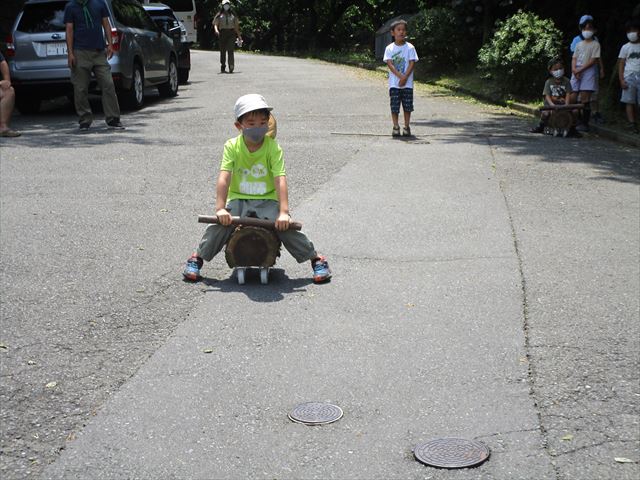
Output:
[113, 0, 143, 28]
[159, 0, 194, 11]
[134, 5, 159, 32]
[17, 1, 68, 33]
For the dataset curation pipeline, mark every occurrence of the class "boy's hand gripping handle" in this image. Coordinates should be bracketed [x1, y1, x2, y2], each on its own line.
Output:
[198, 215, 303, 231]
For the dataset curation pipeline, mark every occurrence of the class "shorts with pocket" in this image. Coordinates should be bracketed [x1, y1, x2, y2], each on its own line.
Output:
[621, 73, 640, 105]
[389, 88, 414, 114]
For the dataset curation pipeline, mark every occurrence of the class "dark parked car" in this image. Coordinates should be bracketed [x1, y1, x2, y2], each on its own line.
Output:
[6, 0, 180, 113]
[143, 3, 190, 84]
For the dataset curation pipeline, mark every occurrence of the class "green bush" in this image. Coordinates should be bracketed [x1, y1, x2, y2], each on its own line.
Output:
[410, 7, 462, 69]
[478, 10, 562, 96]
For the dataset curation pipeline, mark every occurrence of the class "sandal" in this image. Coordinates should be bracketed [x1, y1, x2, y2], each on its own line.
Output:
[0, 129, 21, 138]
[392, 125, 400, 137]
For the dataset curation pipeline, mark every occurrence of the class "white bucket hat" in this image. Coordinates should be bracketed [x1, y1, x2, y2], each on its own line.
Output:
[222, 0, 231, 5]
[234, 94, 273, 120]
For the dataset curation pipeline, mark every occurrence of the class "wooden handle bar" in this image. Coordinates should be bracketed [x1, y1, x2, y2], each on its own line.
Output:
[198, 215, 303, 231]
[539, 103, 584, 111]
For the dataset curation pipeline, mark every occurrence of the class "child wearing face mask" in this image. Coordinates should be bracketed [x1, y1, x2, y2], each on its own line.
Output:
[570, 15, 606, 124]
[183, 94, 332, 284]
[570, 19, 601, 132]
[531, 59, 579, 136]
[618, 19, 640, 134]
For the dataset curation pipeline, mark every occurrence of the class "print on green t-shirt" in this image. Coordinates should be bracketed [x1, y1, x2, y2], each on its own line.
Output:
[220, 135, 286, 201]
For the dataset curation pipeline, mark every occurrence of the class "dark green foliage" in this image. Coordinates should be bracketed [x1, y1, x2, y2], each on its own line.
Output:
[478, 10, 563, 95]
[410, 7, 463, 70]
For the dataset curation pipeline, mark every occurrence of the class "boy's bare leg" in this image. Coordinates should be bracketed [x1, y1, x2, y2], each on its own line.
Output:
[403, 110, 411, 128]
[391, 112, 399, 127]
[626, 104, 637, 123]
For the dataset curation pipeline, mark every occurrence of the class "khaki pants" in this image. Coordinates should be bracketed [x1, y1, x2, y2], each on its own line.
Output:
[219, 29, 236, 71]
[70, 49, 120, 125]
[196, 199, 317, 263]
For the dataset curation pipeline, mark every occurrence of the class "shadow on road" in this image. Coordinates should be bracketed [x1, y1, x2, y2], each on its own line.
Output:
[410, 114, 640, 184]
[7, 93, 200, 149]
[200, 268, 312, 302]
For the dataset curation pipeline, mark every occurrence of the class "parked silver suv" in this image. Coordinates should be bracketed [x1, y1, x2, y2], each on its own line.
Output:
[7, 0, 179, 113]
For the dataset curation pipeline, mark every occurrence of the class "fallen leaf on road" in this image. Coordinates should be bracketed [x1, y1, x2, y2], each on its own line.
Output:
[203, 349, 213, 354]
[406, 303, 415, 308]
[614, 457, 635, 463]
[0, 343, 7, 349]
[137, 246, 145, 250]
[561, 434, 574, 441]
[45, 381, 57, 389]
[160, 208, 168, 212]
[136, 288, 145, 293]
[27, 360, 36, 365]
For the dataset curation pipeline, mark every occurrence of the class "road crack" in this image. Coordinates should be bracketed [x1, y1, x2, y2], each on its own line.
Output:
[487, 137, 561, 479]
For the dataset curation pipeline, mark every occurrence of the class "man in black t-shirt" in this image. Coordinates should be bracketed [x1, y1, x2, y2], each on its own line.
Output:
[64, 0, 124, 130]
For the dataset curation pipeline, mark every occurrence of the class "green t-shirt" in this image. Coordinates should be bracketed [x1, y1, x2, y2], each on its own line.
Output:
[220, 134, 286, 201]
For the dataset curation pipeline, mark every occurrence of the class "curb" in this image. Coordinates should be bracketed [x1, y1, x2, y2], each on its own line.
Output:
[425, 82, 640, 149]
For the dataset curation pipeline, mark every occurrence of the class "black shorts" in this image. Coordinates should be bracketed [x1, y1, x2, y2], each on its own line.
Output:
[389, 88, 414, 114]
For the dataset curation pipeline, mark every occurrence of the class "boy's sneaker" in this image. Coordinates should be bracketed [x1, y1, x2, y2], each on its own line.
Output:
[392, 125, 400, 137]
[79, 122, 91, 131]
[628, 122, 639, 134]
[183, 255, 203, 281]
[402, 126, 411, 137]
[530, 124, 544, 134]
[312, 256, 331, 284]
[106, 119, 125, 130]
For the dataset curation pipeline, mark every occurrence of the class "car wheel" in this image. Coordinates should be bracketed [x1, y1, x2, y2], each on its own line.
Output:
[178, 68, 189, 84]
[158, 57, 178, 97]
[120, 62, 144, 110]
[15, 95, 42, 114]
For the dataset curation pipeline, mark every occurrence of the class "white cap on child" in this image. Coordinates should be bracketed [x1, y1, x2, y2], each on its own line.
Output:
[234, 94, 273, 120]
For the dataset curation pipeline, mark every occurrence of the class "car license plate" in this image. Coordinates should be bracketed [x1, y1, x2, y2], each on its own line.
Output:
[46, 42, 67, 56]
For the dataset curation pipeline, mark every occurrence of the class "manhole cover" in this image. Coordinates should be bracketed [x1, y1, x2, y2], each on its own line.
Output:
[414, 438, 490, 469]
[288, 402, 343, 425]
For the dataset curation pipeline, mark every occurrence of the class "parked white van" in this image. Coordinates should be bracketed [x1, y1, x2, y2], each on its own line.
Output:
[143, 0, 196, 43]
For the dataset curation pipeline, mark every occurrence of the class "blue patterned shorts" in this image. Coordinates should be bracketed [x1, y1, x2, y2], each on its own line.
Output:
[389, 88, 414, 114]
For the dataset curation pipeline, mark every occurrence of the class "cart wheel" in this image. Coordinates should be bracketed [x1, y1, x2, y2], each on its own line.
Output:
[237, 268, 246, 285]
[260, 268, 269, 285]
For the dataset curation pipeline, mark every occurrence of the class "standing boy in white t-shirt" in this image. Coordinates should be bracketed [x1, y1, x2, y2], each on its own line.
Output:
[618, 19, 640, 134]
[383, 20, 419, 137]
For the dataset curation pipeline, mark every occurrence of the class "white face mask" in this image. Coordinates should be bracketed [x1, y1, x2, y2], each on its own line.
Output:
[582, 30, 594, 39]
[628, 32, 639, 42]
[551, 69, 564, 79]
[223, 4, 230, 10]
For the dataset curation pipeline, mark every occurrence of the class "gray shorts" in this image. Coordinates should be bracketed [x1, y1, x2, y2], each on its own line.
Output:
[621, 73, 640, 105]
[571, 64, 598, 92]
[196, 199, 317, 263]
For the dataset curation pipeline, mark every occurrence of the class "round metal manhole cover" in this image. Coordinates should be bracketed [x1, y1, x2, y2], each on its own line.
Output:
[288, 402, 343, 425]
[414, 438, 490, 469]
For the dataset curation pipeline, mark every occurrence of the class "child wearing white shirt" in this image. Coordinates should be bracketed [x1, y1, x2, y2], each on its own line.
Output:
[383, 20, 419, 137]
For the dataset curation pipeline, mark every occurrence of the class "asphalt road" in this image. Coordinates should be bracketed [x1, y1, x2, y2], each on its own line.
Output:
[1, 51, 638, 479]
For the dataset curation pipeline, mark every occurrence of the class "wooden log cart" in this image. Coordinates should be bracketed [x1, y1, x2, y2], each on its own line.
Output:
[198, 215, 303, 285]
[538, 103, 584, 137]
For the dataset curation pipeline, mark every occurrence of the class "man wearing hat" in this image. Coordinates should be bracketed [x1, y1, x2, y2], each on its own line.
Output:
[183, 94, 332, 284]
[213, 0, 242, 73]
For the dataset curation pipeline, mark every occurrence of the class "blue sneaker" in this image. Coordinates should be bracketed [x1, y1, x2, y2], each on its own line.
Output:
[312, 256, 331, 283]
[183, 255, 202, 281]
